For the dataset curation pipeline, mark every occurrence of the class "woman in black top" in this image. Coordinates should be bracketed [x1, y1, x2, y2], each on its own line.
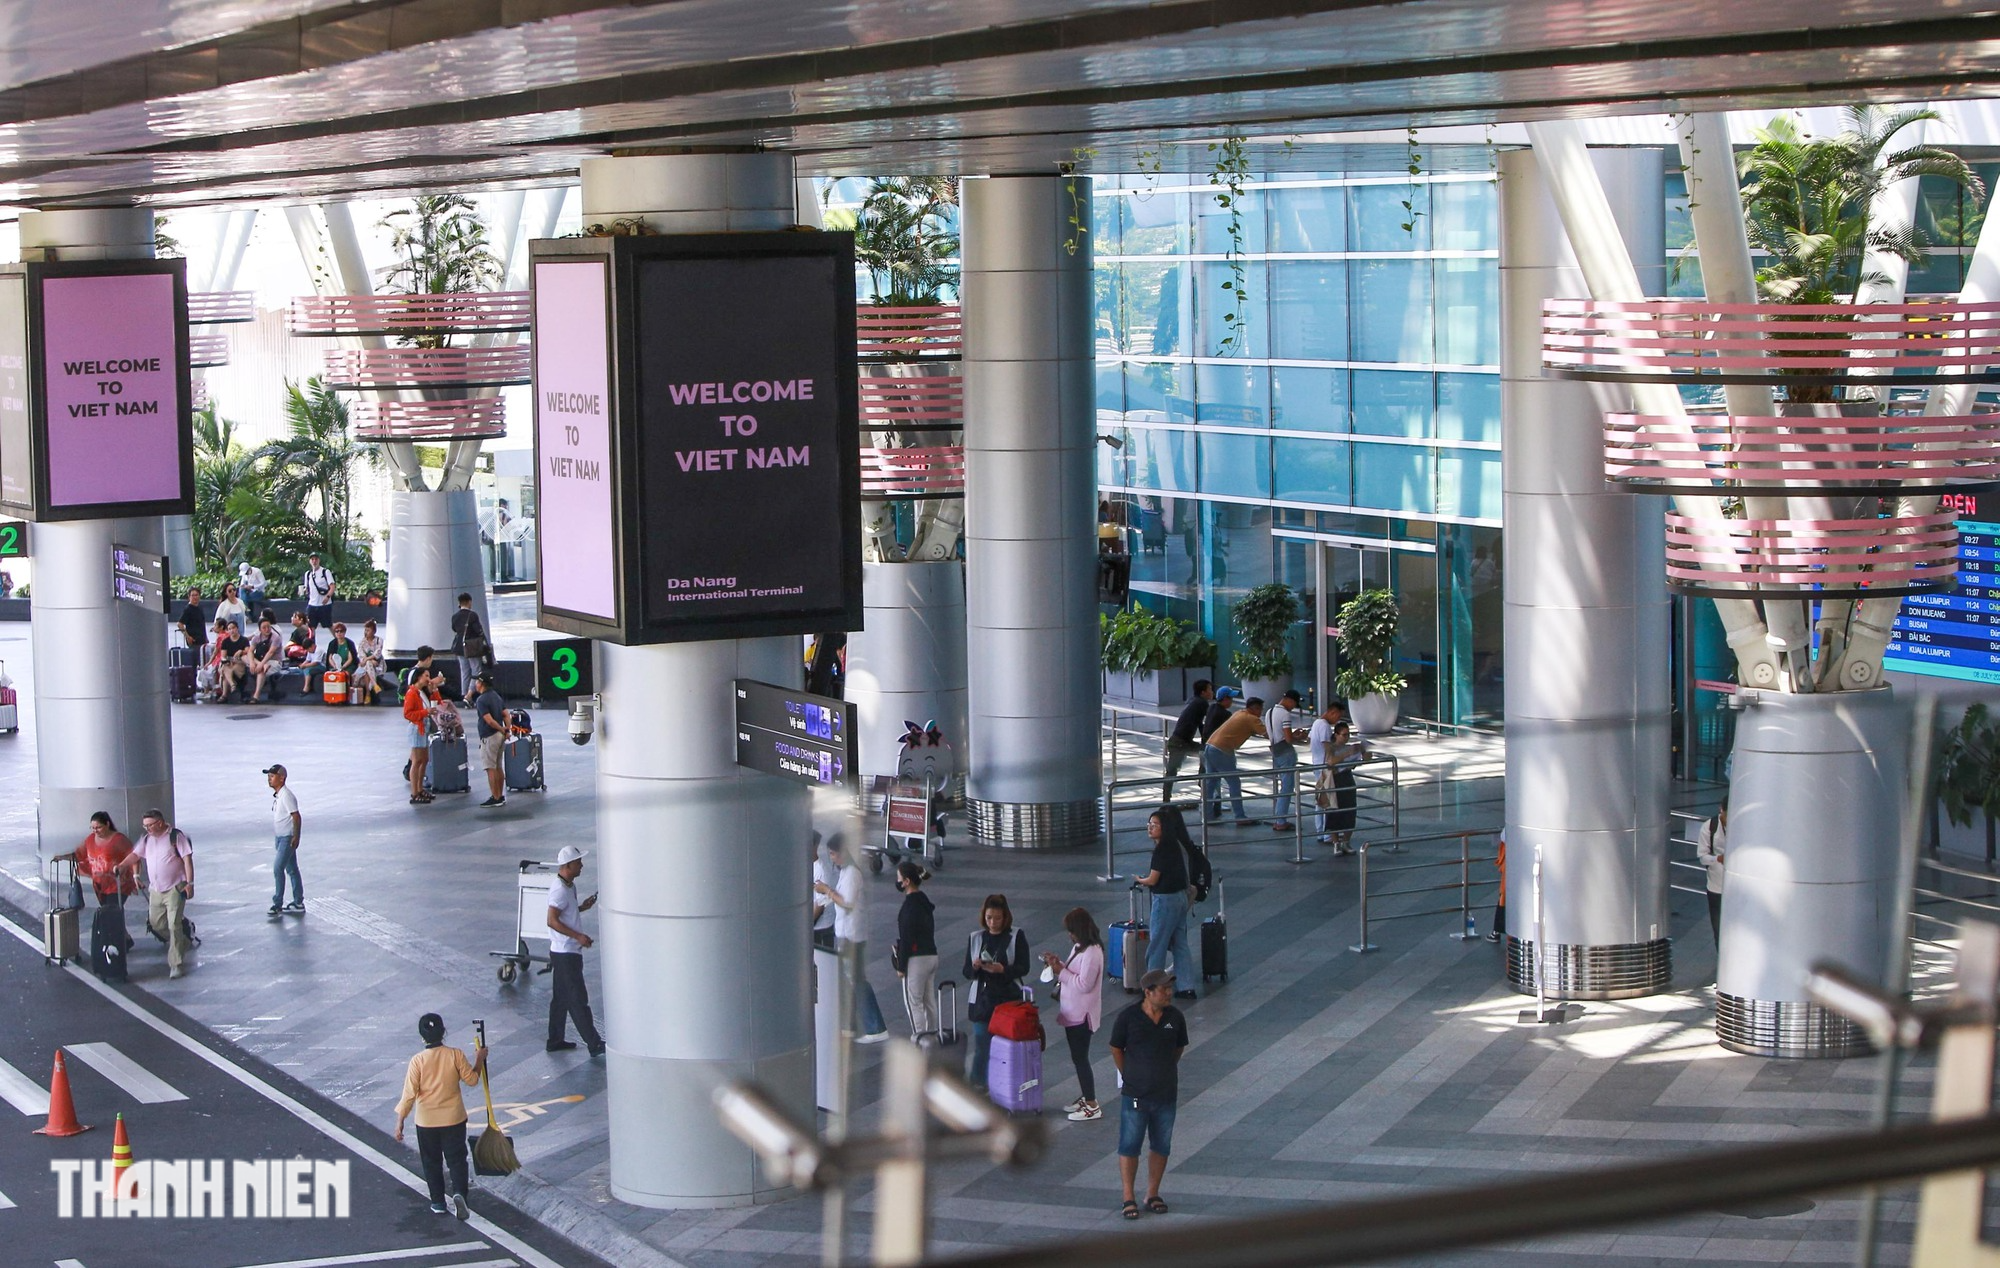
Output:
[891, 861, 939, 1045]
[962, 893, 1030, 1089]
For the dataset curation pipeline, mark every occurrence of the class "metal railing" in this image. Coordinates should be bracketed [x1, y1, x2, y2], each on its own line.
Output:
[1096, 755, 1401, 882]
[1912, 855, 2000, 950]
[1667, 808, 1713, 900]
[1348, 830, 1498, 953]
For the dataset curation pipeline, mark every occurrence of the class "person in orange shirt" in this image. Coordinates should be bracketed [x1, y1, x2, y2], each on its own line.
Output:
[392, 1013, 486, 1219]
[52, 812, 137, 953]
[404, 659, 442, 805]
[1201, 697, 1266, 824]
[1487, 833, 1507, 944]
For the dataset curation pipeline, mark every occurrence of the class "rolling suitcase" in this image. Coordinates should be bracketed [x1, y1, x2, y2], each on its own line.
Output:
[988, 1036, 1043, 1114]
[168, 645, 198, 704]
[1108, 885, 1150, 993]
[91, 895, 128, 982]
[504, 732, 544, 792]
[1201, 878, 1228, 982]
[0, 658, 17, 731]
[426, 736, 470, 793]
[936, 980, 959, 1046]
[321, 669, 348, 705]
[44, 859, 80, 965]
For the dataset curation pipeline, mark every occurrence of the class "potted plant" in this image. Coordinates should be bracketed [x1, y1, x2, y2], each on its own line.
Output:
[1228, 582, 1300, 702]
[1936, 703, 2000, 861]
[1101, 608, 1217, 707]
[1333, 588, 1407, 734]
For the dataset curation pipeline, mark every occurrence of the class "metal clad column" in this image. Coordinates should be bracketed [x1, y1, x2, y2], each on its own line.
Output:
[961, 175, 1101, 847]
[22, 208, 176, 844]
[846, 560, 968, 793]
[1499, 149, 1672, 998]
[580, 153, 816, 1208]
[384, 488, 486, 658]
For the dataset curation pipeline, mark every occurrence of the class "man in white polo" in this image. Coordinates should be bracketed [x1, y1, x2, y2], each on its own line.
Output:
[545, 845, 605, 1056]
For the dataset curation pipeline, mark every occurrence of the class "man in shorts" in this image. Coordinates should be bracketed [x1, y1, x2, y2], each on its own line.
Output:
[472, 671, 509, 808]
[1109, 968, 1188, 1219]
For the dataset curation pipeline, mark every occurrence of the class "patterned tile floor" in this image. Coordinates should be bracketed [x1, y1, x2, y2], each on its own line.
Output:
[0, 619, 1941, 1266]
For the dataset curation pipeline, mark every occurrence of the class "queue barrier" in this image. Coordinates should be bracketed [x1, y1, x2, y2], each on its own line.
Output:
[1348, 830, 1498, 953]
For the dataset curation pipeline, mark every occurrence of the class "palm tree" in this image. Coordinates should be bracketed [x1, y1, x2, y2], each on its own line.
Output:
[378, 194, 503, 347]
[256, 378, 378, 561]
[827, 177, 960, 305]
[190, 403, 260, 569]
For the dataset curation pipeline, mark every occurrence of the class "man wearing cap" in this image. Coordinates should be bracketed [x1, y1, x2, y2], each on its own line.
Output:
[1198, 686, 1235, 743]
[1109, 969, 1189, 1219]
[546, 845, 606, 1055]
[266, 764, 303, 916]
[302, 552, 336, 632]
[472, 671, 509, 808]
[1162, 679, 1213, 802]
[1265, 689, 1307, 832]
[238, 560, 267, 617]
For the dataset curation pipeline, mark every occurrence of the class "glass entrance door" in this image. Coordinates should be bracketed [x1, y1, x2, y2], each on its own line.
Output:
[1315, 543, 1389, 711]
[1314, 540, 1443, 724]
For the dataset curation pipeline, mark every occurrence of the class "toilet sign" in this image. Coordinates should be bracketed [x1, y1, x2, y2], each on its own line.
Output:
[0, 258, 193, 522]
[529, 232, 862, 645]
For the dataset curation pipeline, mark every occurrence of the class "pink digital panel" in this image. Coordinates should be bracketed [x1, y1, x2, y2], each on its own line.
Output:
[533, 260, 617, 621]
[41, 272, 183, 507]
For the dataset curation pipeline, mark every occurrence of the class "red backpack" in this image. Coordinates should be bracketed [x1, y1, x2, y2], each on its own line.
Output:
[988, 1000, 1043, 1044]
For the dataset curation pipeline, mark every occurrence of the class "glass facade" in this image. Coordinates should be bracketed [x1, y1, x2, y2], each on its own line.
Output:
[1096, 171, 1503, 727]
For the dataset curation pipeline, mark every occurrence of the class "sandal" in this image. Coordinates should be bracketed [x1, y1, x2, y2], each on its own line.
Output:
[1144, 1197, 1168, 1214]
[1121, 1200, 1140, 1220]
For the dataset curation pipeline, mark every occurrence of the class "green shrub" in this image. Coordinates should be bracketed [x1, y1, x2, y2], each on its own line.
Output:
[1227, 582, 1299, 681]
[1100, 608, 1215, 673]
[1332, 588, 1408, 699]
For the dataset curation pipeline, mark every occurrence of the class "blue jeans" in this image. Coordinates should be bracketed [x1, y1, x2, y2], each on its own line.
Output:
[1202, 744, 1246, 821]
[838, 938, 886, 1037]
[272, 835, 302, 906]
[1271, 743, 1298, 819]
[1117, 1096, 1178, 1158]
[1146, 888, 1194, 988]
[241, 588, 265, 617]
[967, 1019, 993, 1087]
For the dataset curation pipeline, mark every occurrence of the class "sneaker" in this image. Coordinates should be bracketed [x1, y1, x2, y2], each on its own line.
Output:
[429, 1201, 449, 1215]
[1333, 844, 1355, 857]
[1233, 819, 1260, 827]
[855, 1031, 890, 1045]
[284, 901, 304, 913]
[1067, 1103, 1103, 1122]
[1063, 1097, 1088, 1114]
[587, 1044, 607, 1057]
[480, 796, 504, 808]
[450, 1193, 469, 1221]
[1317, 834, 1333, 844]
[267, 903, 281, 916]
[1270, 822, 1294, 832]
[546, 1040, 578, 1052]
[1485, 931, 1502, 944]
[169, 966, 185, 980]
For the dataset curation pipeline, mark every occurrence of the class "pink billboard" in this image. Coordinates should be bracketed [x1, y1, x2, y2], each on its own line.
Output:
[41, 272, 185, 508]
[533, 260, 618, 621]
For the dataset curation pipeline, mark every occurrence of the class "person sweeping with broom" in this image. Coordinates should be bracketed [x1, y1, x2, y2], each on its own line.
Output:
[393, 1012, 487, 1219]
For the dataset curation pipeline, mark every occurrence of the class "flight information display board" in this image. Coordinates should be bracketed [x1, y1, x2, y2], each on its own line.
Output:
[1886, 489, 2000, 684]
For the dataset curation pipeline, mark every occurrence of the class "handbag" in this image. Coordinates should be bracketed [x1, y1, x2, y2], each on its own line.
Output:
[464, 634, 489, 659]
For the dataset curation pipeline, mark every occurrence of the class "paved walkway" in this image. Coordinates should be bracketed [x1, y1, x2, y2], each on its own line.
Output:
[0, 621, 1938, 1267]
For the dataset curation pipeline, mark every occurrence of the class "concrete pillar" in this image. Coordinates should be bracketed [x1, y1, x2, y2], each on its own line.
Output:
[960, 175, 1101, 847]
[1499, 149, 1672, 999]
[581, 152, 816, 1208]
[845, 560, 968, 795]
[21, 208, 176, 844]
[1716, 689, 1904, 1057]
[384, 488, 486, 658]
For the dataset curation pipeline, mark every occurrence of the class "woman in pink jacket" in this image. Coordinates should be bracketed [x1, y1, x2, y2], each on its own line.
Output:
[1041, 906, 1106, 1122]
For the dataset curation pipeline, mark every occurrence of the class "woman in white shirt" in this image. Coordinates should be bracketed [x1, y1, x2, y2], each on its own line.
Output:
[213, 582, 248, 632]
[811, 835, 889, 1043]
[1040, 906, 1106, 1122]
[1696, 804, 1728, 946]
[353, 619, 388, 704]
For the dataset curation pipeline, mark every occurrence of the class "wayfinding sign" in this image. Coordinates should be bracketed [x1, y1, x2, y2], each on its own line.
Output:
[733, 678, 856, 788]
[529, 232, 862, 645]
[533, 636, 595, 703]
[112, 543, 166, 613]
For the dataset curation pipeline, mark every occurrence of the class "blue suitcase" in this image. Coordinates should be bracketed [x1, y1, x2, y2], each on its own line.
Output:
[1107, 885, 1149, 992]
[426, 736, 469, 793]
[988, 1036, 1042, 1114]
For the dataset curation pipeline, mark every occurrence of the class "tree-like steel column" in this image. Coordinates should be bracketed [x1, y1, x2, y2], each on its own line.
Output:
[580, 152, 817, 1207]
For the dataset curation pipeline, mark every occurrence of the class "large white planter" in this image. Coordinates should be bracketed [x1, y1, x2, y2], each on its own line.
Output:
[1242, 677, 1292, 707]
[1349, 691, 1400, 735]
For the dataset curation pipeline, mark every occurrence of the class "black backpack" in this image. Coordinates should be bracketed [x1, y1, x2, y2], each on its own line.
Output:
[1183, 837, 1213, 903]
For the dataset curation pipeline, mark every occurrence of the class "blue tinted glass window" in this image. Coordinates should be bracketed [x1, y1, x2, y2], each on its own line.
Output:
[1195, 364, 1271, 427]
[1196, 261, 1268, 358]
[1122, 361, 1186, 420]
[1269, 261, 1348, 360]
[1093, 192, 1122, 256]
[1122, 262, 1189, 357]
[1350, 182, 1430, 252]
[1435, 373, 1499, 443]
[1273, 437, 1351, 505]
[1196, 193, 1267, 256]
[1431, 180, 1497, 251]
[1266, 185, 1347, 253]
[1271, 366, 1348, 432]
[1437, 449, 1501, 519]
[1117, 191, 1188, 255]
[1199, 432, 1272, 498]
[1353, 444, 1435, 515]
[1351, 259, 1433, 363]
[1096, 361, 1126, 416]
[1127, 428, 1195, 493]
[1097, 426, 1128, 486]
[1434, 258, 1497, 366]
[1352, 369, 1432, 438]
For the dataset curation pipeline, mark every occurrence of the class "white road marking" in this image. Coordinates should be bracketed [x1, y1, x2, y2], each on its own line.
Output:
[0, 1054, 47, 1115]
[0, 917, 571, 1268]
[65, 1042, 187, 1103]
[227, 1244, 493, 1268]
[56, 1259, 86, 1267]
[0, 1185, 13, 1209]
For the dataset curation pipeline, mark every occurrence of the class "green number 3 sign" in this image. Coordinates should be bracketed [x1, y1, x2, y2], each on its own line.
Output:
[549, 645, 580, 691]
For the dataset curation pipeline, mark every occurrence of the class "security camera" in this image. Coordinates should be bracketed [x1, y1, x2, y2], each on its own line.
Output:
[567, 695, 598, 746]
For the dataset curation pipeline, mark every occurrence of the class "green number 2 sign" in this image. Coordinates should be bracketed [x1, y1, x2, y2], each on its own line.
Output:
[0, 522, 27, 558]
[550, 646, 580, 691]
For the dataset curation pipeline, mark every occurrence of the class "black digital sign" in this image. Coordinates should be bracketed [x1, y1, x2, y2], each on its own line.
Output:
[0, 519, 29, 558]
[529, 233, 862, 646]
[111, 542, 166, 614]
[534, 636, 594, 703]
[1887, 488, 2000, 684]
[733, 678, 856, 788]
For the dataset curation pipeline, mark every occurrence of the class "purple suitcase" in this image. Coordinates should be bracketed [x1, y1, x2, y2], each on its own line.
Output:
[988, 1035, 1042, 1114]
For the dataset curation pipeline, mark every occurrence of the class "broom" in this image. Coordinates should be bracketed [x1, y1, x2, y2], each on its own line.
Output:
[470, 1020, 520, 1176]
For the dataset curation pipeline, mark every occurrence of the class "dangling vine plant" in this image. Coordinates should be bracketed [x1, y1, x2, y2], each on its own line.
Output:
[1208, 135, 1251, 355]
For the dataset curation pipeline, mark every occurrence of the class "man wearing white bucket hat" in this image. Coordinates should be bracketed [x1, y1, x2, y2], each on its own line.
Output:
[545, 845, 605, 1056]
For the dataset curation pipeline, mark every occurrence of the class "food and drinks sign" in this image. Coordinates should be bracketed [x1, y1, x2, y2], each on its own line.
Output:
[0, 260, 192, 522]
[529, 233, 862, 645]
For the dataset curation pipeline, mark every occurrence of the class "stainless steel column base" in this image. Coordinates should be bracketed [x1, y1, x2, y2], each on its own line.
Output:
[1506, 937, 1672, 1000]
[968, 798, 1100, 849]
[1715, 992, 1874, 1059]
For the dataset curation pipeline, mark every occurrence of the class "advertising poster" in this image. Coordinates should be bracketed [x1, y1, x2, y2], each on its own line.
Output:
[532, 259, 618, 622]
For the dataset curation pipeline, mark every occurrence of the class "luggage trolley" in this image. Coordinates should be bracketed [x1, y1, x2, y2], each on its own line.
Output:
[870, 776, 947, 874]
[491, 859, 557, 984]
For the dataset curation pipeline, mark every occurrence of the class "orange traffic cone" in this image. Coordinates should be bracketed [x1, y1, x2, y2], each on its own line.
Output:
[109, 1114, 132, 1201]
[32, 1048, 90, 1137]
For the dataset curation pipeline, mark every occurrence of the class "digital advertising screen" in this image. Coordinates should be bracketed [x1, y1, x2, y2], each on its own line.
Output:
[1885, 488, 2000, 684]
[531, 259, 619, 624]
[0, 275, 32, 517]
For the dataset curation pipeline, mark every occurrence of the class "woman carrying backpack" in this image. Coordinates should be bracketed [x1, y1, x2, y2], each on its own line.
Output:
[891, 861, 939, 1045]
[1041, 906, 1106, 1121]
[963, 893, 1029, 1090]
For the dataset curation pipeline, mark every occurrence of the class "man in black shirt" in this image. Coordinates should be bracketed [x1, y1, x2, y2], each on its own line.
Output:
[1110, 969, 1188, 1219]
[1198, 686, 1235, 742]
[176, 588, 207, 651]
[1163, 679, 1213, 802]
